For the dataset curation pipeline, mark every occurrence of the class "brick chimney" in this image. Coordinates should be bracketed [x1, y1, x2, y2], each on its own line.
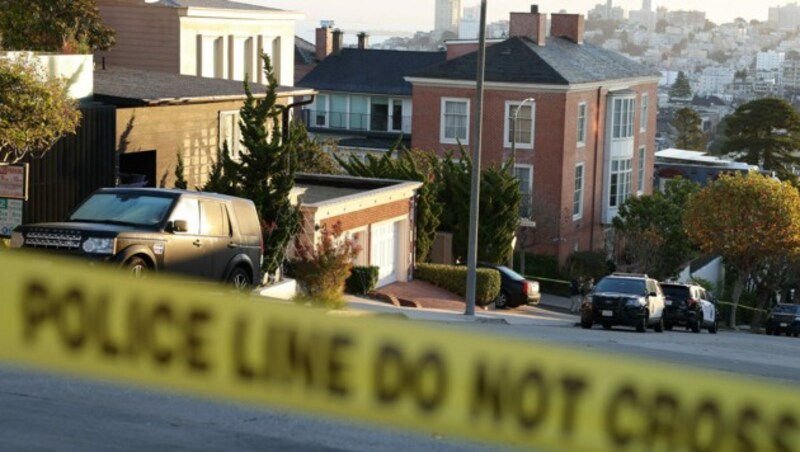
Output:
[332, 29, 344, 55]
[357, 32, 369, 50]
[509, 5, 547, 46]
[315, 24, 333, 60]
[550, 13, 585, 44]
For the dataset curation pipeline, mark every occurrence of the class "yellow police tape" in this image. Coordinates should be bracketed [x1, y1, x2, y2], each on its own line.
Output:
[0, 250, 798, 452]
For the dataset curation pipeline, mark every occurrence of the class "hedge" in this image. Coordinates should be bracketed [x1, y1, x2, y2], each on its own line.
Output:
[345, 265, 379, 295]
[415, 263, 501, 306]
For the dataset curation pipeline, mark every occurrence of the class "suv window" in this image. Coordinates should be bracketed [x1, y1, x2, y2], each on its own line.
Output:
[662, 285, 691, 300]
[773, 304, 800, 314]
[170, 199, 200, 234]
[200, 201, 229, 237]
[232, 201, 261, 237]
[594, 277, 647, 295]
[70, 193, 173, 227]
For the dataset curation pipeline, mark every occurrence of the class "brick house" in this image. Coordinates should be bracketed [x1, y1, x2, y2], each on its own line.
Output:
[406, 7, 661, 264]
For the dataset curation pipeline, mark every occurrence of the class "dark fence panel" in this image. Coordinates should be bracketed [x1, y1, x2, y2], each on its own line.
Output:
[24, 103, 116, 224]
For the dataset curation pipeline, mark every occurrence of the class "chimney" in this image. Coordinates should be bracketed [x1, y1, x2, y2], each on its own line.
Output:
[550, 13, 585, 44]
[357, 32, 369, 50]
[509, 5, 547, 46]
[315, 23, 333, 61]
[332, 29, 344, 55]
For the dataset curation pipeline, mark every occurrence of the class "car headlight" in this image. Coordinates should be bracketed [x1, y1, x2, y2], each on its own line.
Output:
[82, 237, 115, 254]
[626, 297, 642, 307]
[10, 231, 24, 248]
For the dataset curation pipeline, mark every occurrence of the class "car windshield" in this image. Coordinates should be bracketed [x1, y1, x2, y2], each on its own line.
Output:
[594, 278, 647, 295]
[773, 304, 800, 315]
[661, 285, 691, 300]
[69, 193, 174, 227]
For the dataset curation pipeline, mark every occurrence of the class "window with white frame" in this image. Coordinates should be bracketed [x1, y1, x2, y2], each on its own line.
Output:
[440, 98, 469, 144]
[219, 111, 243, 161]
[612, 97, 635, 139]
[577, 102, 587, 146]
[640, 93, 649, 133]
[504, 101, 535, 149]
[514, 164, 533, 218]
[573, 163, 585, 220]
[609, 158, 633, 208]
[637, 146, 646, 194]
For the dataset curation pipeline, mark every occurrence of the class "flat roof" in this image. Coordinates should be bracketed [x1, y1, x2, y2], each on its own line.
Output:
[655, 148, 753, 169]
[295, 173, 421, 207]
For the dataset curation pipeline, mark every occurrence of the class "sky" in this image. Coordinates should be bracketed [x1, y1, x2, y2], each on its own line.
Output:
[250, 0, 794, 42]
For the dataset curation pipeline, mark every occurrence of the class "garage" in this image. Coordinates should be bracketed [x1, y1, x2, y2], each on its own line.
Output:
[370, 221, 399, 286]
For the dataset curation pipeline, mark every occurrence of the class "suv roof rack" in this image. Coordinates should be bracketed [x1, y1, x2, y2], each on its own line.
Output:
[611, 272, 649, 278]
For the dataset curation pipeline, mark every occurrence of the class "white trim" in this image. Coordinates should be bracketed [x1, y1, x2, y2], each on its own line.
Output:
[573, 162, 585, 221]
[504, 101, 535, 150]
[219, 110, 242, 161]
[637, 145, 646, 195]
[440, 97, 470, 145]
[577, 102, 587, 148]
[303, 181, 422, 221]
[405, 76, 662, 93]
[640, 93, 649, 133]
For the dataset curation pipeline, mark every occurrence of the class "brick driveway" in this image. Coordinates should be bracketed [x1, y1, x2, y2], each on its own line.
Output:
[375, 280, 469, 311]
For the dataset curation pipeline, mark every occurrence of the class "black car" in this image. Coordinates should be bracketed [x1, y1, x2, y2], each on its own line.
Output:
[660, 282, 719, 334]
[765, 304, 800, 337]
[478, 263, 540, 309]
[581, 273, 666, 332]
[11, 188, 263, 289]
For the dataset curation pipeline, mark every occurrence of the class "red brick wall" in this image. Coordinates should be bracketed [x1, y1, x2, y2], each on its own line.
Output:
[509, 12, 546, 45]
[320, 199, 410, 232]
[550, 14, 585, 43]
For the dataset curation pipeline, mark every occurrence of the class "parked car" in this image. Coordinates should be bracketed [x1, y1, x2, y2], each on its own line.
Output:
[765, 303, 800, 337]
[581, 273, 666, 332]
[660, 282, 719, 334]
[478, 263, 540, 309]
[11, 188, 263, 289]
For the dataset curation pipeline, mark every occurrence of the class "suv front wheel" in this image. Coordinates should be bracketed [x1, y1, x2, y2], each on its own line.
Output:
[126, 256, 149, 278]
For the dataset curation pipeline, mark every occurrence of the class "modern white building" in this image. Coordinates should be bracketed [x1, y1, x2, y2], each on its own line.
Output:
[458, 4, 480, 39]
[756, 51, 786, 73]
[698, 67, 735, 95]
[435, 0, 462, 35]
[768, 2, 800, 31]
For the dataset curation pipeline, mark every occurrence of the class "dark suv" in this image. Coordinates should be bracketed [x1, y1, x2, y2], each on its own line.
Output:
[581, 273, 666, 332]
[660, 282, 719, 333]
[765, 304, 800, 337]
[11, 188, 263, 288]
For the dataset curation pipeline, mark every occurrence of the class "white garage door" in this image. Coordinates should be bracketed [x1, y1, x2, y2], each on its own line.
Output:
[370, 221, 398, 287]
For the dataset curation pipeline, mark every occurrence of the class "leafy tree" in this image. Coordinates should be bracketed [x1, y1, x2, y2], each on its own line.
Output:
[672, 107, 707, 150]
[435, 149, 521, 265]
[722, 98, 800, 181]
[734, 69, 748, 80]
[669, 71, 692, 99]
[291, 122, 341, 175]
[684, 172, 800, 327]
[0, 56, 81, 164]
[612, 178, 700, 280]
[173, 152, 187, 189]
[0, 0, 115, 52]
[337, 147, 442, 262]
[199, 142, 238, 194]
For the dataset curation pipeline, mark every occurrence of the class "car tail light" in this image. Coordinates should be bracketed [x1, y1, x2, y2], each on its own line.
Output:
[522, 281, 529, 296]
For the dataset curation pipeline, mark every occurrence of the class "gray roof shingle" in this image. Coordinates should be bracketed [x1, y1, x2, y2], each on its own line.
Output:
[151, 0, 279, 11]
[93, 67, 311, 106]
[411, 36, 661, 85]
[297, 48, 447, 96]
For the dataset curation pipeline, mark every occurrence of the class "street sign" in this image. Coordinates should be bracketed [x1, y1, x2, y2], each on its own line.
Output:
[0, 164, 28, 200]
[0, 197, 23, 237]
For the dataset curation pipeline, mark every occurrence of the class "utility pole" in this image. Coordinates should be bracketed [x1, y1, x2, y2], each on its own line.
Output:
[464, 0, 487, 317]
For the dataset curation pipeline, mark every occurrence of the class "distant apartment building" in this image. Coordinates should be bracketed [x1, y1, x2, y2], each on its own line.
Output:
[458, 5, 481, 39]
[435, 0, 462, 35]
[783, 59, 800, 94]
[95, 0, 300, 86]
[666, 10, 707, 30]
[588, 1, 625, 21]
[628, 0, 656, 31]
[768, 2, 800, 31]
[698, 67, 734, 95]
[756, 51, 786, 72]
[407, 8, 660, 263]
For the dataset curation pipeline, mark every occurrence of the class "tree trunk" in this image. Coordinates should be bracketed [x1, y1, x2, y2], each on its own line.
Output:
[751, 284, 771, 331]
[729, 273, 746, 329]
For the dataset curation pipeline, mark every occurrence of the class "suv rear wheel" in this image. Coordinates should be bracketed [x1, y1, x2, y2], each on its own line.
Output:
[691, 314, 702, 333]
[654, 317, 664, 333]
[228, 267, 251, 291]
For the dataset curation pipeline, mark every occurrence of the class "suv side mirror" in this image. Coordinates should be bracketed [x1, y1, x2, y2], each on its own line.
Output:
[171, 219, 189, 233]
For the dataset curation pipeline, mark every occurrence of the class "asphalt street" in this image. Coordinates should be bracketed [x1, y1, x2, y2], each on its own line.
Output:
[1, 304, 798, 451]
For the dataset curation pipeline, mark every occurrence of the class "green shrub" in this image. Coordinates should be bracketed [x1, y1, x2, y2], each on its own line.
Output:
[292, 222, 358, 309]
[514, 253, 560, 279]
[345, 266, 379, 295]
[561, 251, 611, 280]
[415, 263, 500, 306]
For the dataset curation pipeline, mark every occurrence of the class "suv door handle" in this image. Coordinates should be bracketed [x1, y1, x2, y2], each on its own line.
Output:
[227, 242, 237, 249]
[193, 239, 202, 247]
